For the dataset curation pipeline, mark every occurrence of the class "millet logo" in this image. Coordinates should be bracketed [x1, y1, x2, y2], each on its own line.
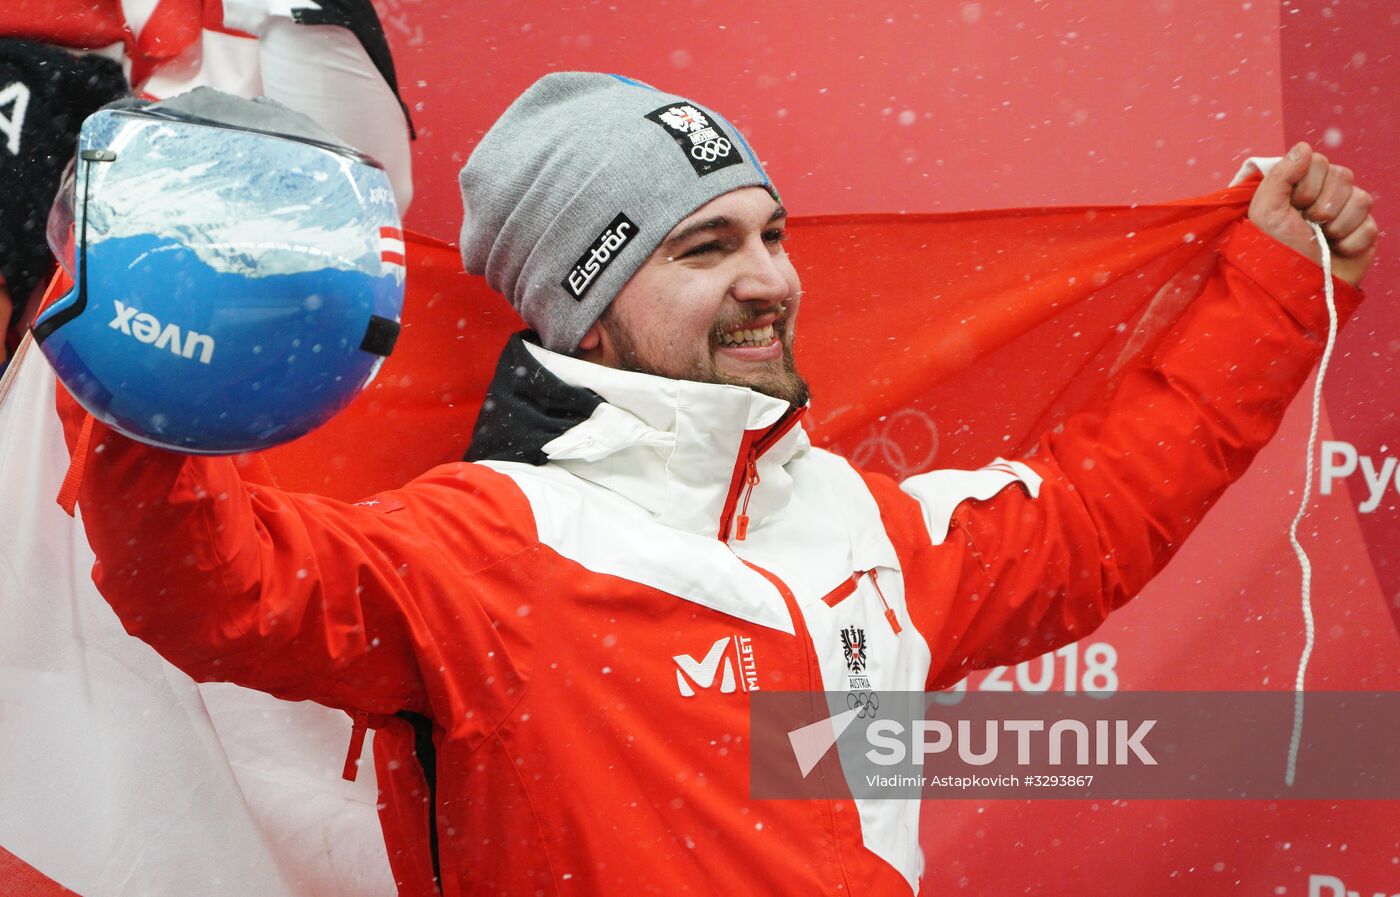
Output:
[674, 635, 759, 697]
[109, 300, 215, 364]
[563, 213, 637, 301]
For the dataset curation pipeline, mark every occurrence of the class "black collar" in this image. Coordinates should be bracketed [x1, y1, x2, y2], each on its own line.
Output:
[464, 331, 603, 465]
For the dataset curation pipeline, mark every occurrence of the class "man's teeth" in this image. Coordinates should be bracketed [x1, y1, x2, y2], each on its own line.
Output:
[719, 324, 776, 347]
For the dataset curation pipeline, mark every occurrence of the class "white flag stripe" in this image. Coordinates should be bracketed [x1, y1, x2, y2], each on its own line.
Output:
[0, 342, 294, 896]
[379, 237, 406, 255]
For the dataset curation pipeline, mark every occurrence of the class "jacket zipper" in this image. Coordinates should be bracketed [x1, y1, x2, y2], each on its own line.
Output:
[822, 569, 903, 635]
[717, 405, 807, 542]
[867, 568, 903, 635]
[735, 458, 760, 540]
[740, 559, 856, 893]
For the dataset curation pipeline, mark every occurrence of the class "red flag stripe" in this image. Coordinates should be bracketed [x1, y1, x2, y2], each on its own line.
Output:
[381, 251, 405, 266]
[0, 847, 81, 897]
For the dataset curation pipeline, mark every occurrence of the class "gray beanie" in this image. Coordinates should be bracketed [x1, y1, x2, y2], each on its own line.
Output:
[459, 72, 774, 352]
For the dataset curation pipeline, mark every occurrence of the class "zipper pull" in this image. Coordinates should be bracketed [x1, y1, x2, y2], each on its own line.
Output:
[735, 458, 760, 540]
[867, 569, 902, 635]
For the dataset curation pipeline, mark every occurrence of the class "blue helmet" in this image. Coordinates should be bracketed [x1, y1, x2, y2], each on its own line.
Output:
[32, 90, 404, 454]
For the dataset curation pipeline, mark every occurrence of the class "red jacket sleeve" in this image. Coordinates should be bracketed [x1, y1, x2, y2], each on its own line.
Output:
[62, 407, 538, 719]
[888, 220, 1364, 688]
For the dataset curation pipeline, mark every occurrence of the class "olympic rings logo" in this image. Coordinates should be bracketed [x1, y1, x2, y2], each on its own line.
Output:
[691, 138, 733, 162]
[847, 691, 880, 719]
[847, 408, 940, 479]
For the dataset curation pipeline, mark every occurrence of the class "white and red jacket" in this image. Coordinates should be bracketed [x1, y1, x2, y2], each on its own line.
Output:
[64, 221, 1358, 895]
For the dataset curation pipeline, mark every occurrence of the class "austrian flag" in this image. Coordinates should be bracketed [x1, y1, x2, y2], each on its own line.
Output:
[380, 225, 406, 272]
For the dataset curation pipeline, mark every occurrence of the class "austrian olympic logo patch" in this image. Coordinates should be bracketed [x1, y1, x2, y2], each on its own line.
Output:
[841, 626, 867, 675]
[644, 102, 744, 177]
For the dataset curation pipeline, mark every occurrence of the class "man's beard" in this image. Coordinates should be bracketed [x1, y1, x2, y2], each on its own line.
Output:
[599, 310, 810, 407]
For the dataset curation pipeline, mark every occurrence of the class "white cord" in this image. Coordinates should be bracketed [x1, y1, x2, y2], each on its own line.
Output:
[1285, 220, 1339, 787]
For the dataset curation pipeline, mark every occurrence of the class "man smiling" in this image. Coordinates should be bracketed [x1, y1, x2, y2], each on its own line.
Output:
[68, 72, 1376, 895]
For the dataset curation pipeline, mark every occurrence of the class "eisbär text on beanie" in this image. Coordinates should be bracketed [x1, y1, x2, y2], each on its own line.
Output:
[458, 72, 774, 352]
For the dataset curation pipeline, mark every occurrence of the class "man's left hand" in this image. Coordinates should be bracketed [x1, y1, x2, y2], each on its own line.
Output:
[1248, 141, 1379, 287]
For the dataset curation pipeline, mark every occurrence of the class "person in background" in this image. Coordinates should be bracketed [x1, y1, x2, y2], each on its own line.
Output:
[0, 39, 128, 372]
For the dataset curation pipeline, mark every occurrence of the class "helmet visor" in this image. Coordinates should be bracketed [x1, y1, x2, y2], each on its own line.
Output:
[47, 106, 399, 290]
[47, 156, 78, 280]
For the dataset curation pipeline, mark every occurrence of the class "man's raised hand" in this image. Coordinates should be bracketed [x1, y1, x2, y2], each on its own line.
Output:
[1248, 141, 1378, 287]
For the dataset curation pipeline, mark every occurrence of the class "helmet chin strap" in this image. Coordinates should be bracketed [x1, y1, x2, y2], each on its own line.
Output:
[1285, 220, 1339, 788]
